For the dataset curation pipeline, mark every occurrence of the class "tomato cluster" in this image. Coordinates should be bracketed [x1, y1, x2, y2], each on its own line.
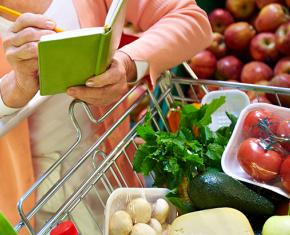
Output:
[237, 108, 290, 193]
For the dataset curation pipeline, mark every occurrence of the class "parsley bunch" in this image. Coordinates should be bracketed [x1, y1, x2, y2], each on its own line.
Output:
[133, 96, 237, 212]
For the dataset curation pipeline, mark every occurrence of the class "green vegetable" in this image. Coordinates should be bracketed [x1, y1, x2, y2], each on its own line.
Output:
[0, 212, 17, 235]
[133, 97, 237, 212]
[188, 170, 275, 216]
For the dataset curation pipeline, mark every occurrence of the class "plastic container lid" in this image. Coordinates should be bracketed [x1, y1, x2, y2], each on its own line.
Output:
[50, 221, 78, 235]
[201, 89, 250, 131]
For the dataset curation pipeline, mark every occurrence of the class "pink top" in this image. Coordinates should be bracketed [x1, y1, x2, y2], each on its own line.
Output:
[74, 0, 213, 82]
[0, 0, 212, 227]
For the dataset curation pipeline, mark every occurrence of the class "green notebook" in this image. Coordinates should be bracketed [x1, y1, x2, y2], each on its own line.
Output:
[38, 0, 127, 96]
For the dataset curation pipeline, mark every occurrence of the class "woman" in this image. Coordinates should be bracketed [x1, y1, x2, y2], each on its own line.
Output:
[0, 0, 212, 233]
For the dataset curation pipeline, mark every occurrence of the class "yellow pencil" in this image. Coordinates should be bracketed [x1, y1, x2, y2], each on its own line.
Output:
[0, 5, 63, 32]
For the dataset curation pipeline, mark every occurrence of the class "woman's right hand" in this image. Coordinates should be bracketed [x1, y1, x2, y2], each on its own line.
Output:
[0, 13, 56, 108]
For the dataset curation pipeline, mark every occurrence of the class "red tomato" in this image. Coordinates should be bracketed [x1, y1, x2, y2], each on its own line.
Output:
[243, 109, 280, 138]
[280, 156, 290, 193]
[238, 138, 283, 182]
[276, 120, 290, 153]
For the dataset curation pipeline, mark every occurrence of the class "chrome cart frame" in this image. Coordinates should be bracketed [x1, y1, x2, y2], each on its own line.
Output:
[14, 69, 290, 235]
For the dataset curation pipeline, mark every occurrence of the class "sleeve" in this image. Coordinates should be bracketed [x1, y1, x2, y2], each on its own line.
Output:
[118, 0, 213, 84]
[0, 46, 47, 135]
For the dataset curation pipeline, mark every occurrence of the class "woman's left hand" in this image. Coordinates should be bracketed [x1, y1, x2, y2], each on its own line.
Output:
[66, 50, 136, 106]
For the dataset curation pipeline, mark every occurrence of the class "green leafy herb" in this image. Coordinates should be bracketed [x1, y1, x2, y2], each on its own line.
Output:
[133, 96, 237, 213]
[179, 96, 226, 130]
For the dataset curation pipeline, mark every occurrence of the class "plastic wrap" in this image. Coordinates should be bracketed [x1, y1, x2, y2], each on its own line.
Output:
[222, 103, 290, 198]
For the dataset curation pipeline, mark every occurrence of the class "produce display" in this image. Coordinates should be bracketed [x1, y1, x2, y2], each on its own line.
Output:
[188, 0, 290, 106]
[106, 1, 290, 235]
[128, 95, 290, 234]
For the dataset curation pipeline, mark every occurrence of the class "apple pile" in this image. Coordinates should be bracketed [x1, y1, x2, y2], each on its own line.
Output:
[189, 0, 290, 107]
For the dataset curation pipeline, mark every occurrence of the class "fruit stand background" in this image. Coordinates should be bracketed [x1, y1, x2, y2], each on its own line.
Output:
[177, 0, 290, 108]
[171, 1, 290, 234]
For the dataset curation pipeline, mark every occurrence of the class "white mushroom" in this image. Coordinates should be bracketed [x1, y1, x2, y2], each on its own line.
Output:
[126, 198, 152, 224]
[152, 198, 170, 224]
[131, 223, 157, 235]
[109, 210, 133, 235]
[148, 218, 162, 234]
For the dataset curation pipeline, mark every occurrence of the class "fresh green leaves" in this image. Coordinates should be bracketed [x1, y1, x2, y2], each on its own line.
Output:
[133, 96, 237, 212]
[133, 127, 205, 189]
[166, 190, 195, 214]
[179, 96, 226, 129]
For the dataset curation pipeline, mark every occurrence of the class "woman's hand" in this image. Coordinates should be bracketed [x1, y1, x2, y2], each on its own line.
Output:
[67, 51, 137, 106]
[1, 13, 56, 108]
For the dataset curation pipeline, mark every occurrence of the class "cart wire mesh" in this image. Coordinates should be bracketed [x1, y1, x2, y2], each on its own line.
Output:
[14, 71, 290, 235]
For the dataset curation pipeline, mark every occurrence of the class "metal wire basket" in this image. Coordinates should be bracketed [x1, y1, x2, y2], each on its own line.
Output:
[14, 70, 290, 235]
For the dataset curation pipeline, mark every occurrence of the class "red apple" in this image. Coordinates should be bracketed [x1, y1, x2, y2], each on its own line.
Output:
[274, 57, 290, 75]
[247, 80, 269, 100]
[286, 0, 290, 7]
[255, 3, 290, 32]
[255, 0, 282, 9]
[276, 22, 290, 55]
[241, 61, 273, 83]
[250, 33, 280, 63]
[226, 0, 256, 19]
[224, 22, 256, 51]
[251, 96, 272, 103]
[215, 56, 243, 81]
[266, 73, 290, 107]
[189, 50, 217, 79]
[208, 32, 227, 58]
[192, 85, 219, 100]
[208, 9, 235, 34]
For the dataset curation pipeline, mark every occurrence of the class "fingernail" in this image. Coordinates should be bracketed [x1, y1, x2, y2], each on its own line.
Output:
[86, 80, 95, 87]
[46, 20, 56, 29]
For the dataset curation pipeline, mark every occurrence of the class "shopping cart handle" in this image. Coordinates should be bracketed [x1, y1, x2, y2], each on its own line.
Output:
[0, 212, 17, 235]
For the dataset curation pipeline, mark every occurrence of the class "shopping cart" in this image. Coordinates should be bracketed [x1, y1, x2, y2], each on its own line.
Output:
[13, 68, 290, 235]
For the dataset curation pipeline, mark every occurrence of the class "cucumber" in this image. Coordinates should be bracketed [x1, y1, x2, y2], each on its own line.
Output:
[0, 212, 17, 235]
[188, 171, 275, 216]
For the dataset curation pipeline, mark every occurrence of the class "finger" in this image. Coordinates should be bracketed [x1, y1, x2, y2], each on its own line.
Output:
[6, 41, 38, 61]
[67, 86, 106, 105]
[7, 28, 55, 47]
[11, 13, 56, 33]
[15, 59, 39, 76]
[85, 61, 126, 88]
[67, 83, 127, 106]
